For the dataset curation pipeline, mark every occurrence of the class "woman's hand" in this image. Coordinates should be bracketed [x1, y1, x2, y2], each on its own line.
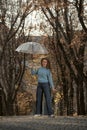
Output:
[52, 88, 57, 94]
[31, 62, 34, 68]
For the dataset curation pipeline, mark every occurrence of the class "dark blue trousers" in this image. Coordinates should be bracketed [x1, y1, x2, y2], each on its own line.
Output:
[36, 83, 53, 115]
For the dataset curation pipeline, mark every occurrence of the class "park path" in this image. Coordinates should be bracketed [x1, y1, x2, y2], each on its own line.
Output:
[0, 115, 87, 130]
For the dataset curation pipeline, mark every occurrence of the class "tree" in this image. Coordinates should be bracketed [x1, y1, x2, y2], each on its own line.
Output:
[75, 0, 87, 33]
[0, 0, 34, 115]
[34, 0, 87, 115]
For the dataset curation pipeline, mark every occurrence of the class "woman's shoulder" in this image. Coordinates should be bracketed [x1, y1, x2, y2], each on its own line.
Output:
[38, 67, 42, 70]
[37, 67, 42, 71]
[47, 68, 51, 74]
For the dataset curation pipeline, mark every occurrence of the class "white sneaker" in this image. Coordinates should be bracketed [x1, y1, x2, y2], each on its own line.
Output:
[34, 114, 41, 117]
[48, 114, 55, 118]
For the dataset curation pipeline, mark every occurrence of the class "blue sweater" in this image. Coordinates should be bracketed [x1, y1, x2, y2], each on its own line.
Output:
[31, 67, 54, 88]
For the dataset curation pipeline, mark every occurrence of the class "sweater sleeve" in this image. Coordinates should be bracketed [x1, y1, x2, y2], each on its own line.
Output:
[47, 70, 54, 88]
[31, 68, 38, 75]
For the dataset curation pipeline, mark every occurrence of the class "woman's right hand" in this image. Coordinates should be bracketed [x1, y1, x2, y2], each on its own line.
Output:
[31, 62, 34, 68]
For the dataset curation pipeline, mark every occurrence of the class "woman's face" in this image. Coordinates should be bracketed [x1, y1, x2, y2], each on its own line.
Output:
[42, 59, 48, 67]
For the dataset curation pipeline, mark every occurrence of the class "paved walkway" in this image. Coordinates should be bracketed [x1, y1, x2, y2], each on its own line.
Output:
[0, 115, 87, 130]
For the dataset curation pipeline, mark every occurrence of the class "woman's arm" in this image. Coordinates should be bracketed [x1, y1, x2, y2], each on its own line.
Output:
[47, 70, 54, 88]
[30, 60, 38, 75]
[31, 68, 38, 75]
[48, 70, 57, 93]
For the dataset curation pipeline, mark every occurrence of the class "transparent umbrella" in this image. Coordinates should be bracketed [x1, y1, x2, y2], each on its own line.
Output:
[15, 42, 48, 54]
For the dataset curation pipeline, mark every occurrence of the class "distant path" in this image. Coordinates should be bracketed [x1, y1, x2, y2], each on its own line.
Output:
[0, 115, 87, 130]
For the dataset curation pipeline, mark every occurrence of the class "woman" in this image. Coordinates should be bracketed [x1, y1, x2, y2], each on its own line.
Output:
[31, 58, 56, 117]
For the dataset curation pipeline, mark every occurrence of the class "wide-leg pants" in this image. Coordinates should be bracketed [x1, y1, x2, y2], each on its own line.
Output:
[36, 83, 53, 115]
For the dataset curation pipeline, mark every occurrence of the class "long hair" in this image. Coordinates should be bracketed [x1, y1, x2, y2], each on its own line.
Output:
[41, 58, 51, 70]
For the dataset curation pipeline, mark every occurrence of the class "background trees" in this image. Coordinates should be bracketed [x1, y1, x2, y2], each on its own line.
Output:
[34, 0, 87, 115]
[0, 0, 87, 115]
[0, 0, 34, 115]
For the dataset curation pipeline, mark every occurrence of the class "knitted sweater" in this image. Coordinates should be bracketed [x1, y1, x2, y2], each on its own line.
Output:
[31, 67, 54, 88]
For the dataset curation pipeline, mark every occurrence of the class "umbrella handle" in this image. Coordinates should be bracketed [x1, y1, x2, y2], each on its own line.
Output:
[31, 54, 34, 68]
[31, 54, 33, 59]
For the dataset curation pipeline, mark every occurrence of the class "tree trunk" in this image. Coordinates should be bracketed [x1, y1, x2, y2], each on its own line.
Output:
[5, 101, 14, 115]
[79, 81, 85, 115]
[76, 77, 85, 115]
[0, 89, 3, 116]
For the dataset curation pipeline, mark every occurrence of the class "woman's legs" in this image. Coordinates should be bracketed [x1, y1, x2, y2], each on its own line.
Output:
[36, 84, 43, 114]
[43, 83, 53, 115]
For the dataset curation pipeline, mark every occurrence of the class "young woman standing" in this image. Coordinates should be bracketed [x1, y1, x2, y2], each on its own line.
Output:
[31, 58, 56, 117]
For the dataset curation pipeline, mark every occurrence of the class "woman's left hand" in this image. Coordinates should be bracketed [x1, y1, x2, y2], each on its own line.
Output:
[52, 88, 57, 94]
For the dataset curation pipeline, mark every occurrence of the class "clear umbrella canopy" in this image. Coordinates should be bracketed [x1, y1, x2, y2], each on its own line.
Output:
[15, 42, 48, 54]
